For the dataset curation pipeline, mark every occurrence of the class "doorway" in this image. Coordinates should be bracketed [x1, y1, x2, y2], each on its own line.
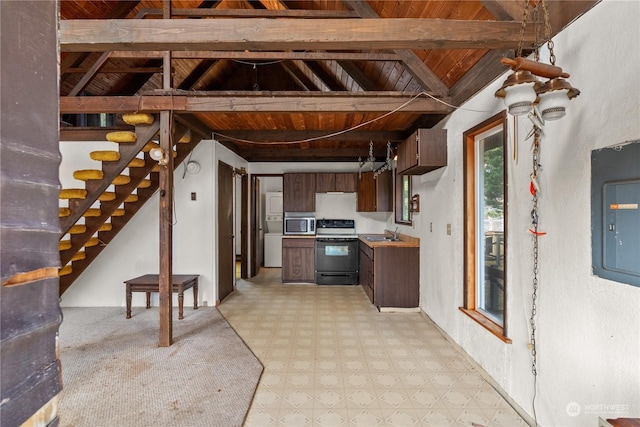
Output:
[250, 175, 283, 277]
[217, 161, 235, 302]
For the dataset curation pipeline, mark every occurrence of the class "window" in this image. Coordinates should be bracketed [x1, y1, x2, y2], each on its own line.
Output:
[461, 112, 511, 342]
[395, 170, 411, 224]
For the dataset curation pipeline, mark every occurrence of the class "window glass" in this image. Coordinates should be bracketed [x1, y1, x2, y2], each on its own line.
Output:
[395, 170, 412, 224]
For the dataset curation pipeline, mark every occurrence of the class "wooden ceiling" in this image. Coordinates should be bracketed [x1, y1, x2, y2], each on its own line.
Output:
[58, 0, 598, 162]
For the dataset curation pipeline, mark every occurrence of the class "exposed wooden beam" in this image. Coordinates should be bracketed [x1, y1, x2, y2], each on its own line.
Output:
[481, 1, 528, 21]
[280, 60, 324, 91]
[449, 49, 513, 107]
[336, 61, 376, 91]
[66, 66, 163, 74]
[109, 50, 400, 61]
[60, 92, 453, 114]
[212, 129, 406, 142]
[305, 62, 347, 91]
[343, 0, 449, 96]
[137, 7, 359, 18]
[59, 19, 540, 52]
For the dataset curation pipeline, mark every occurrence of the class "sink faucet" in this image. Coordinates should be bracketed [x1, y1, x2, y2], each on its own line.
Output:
[393, 227, 399, 240]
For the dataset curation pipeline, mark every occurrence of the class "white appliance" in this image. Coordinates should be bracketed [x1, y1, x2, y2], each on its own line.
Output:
[264, 192, 283, 267]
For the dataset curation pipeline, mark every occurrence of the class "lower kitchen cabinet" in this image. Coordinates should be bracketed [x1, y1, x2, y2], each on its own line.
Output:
[359, 241, 419, 309]
[282, 237, 315, 283]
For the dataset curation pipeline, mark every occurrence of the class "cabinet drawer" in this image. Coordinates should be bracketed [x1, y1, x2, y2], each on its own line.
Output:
[283, 238, 315, 248]
[359, 241, 374, 260]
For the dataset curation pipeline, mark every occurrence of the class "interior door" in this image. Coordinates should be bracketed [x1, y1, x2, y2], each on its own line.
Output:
[252, 177, 262, 276]
[218, 161, 234, 302]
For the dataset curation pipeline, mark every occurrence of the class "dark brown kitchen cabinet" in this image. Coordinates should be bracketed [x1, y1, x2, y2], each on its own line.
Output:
[283, 173, 316, 212]
[316, 173, 357, 193]
[359, 241, 419, 309]
[357, 170, 392, 212]
[397, 128, 447, 175]
[282, 238, 315, 283]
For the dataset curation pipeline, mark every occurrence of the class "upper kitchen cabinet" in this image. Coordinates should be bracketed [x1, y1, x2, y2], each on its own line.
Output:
[357, 170, 392, 212]
[283, 173, 316, 212]
[316, 173, 357, 193]
[397, 129, 447, 175]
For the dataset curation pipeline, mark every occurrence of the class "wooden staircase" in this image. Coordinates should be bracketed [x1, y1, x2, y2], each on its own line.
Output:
[58, 114, 202, 295]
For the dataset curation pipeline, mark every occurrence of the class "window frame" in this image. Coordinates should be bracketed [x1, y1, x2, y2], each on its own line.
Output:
[395, 169, 412, 225]
[460, 111, 511, 343]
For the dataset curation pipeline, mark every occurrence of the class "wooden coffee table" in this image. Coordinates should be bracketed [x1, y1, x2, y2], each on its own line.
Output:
[124, 274, 199, 320]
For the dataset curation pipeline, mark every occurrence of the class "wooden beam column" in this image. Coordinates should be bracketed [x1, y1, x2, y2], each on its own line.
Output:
[158, 1, 174, 347]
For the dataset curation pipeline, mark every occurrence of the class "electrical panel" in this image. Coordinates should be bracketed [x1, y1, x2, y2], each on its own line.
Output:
[592, 142, 640, 287]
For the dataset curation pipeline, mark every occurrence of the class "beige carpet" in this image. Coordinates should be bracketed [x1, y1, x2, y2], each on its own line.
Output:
[58, 306, 263, 427]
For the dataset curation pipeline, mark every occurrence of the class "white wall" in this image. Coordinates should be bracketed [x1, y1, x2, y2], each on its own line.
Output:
[60, 140, 248, 308]
[398, 1, 640, 425]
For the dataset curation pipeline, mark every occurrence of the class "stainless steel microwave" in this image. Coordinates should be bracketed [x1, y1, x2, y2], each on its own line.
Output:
[284, 215, 316, 235]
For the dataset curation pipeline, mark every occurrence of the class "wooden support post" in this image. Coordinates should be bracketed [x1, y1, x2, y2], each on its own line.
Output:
[158, 109, 173, 347]
[158, 9, 173, 346]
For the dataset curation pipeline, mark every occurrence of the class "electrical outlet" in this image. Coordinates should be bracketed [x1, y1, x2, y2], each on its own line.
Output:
[447, 224, 452, 235]
[191, 192, 197, 201]
[430, 222, 433, 232]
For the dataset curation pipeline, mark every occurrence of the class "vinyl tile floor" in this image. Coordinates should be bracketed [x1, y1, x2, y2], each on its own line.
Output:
[218, 268, 528, 427]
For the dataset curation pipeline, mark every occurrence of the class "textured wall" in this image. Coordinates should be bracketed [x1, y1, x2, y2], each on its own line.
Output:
[405, 0, 640, 425]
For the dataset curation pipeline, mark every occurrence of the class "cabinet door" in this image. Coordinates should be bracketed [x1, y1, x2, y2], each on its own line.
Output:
[375, 170, 393, 212]
[359, 243, 374, 303]
[283, 173, 316, 212]
[357, 172, 376, 211]
[315, 173, 335, 193]
[357, 171, 392, 212]
[282, 238, 315, 282]
[335, 173, 357, 192]
[398, 129, 447, 175]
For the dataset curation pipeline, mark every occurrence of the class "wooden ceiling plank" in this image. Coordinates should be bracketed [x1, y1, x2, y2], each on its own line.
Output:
[344, 0, 449, 95]
[59, 93, 452, 114]
[59, 18, 540, 52]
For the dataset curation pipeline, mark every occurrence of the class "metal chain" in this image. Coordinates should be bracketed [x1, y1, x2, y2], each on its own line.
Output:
[541, 0, 556, 65]
[517, 0, 530, 57]
[529, 129, 541, 377]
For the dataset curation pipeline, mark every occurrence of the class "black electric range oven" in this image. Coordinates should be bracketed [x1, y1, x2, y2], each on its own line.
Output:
[315, 219, 359, 285]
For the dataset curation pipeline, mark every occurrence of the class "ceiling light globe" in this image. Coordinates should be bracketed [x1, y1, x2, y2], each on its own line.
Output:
[538, 89, 570, 121]
[504, 82, 537, 116]
[149, 147, 165, 161]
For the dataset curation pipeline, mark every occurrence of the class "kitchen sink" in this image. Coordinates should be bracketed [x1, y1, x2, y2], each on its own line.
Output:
[365, 235, 399, 242]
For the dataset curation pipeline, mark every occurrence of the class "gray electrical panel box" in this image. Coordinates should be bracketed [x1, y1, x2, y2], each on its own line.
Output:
[592, 142, 640, 287]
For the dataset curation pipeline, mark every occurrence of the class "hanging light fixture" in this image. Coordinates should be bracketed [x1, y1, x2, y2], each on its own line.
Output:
[495, 0, 579, 120]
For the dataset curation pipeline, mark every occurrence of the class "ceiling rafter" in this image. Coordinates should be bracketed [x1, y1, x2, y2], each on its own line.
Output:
[59, 19, 540, 52]
[343, 0, 449, 96]
[59, 92, 453, 114]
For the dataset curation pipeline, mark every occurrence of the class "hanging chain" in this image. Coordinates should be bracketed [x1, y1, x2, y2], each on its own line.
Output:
[541, 0, 556, 65]
[529, 128, 541, 377]
[516, 0, 530, 57]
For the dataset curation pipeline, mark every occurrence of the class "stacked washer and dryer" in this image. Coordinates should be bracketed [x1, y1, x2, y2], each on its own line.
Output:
[263, 192, 283, 267]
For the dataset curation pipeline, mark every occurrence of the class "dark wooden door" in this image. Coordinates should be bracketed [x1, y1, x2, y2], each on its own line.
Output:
[252, 177, 262, 276]
[218, 161, 234, 302]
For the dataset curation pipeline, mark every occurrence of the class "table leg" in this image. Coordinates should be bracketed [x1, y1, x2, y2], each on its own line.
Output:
[126, 285, 132, 319]
[146, 292, 151, 309]
[193, 280, 199, 310]
[178, 285, 184, 320]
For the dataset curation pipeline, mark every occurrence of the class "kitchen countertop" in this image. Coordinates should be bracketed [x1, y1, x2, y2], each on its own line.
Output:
[358, 232, 420, 248]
